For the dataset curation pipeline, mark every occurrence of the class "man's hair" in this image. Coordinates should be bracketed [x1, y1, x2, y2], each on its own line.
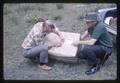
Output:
[45, 20, 55, 29]
[42, 20, 55, 29]
[36, 17, 48, 22]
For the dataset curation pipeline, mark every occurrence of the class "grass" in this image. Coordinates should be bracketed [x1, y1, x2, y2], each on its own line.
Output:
[8, 15, 19, 25]
[94, 5, 103, 12]
[56, 3, 64, 9]
[26, 15, 37, 24]
[16, 5, 34, 12]
[77, 14, 84, 21]
[4, 7, 11, 15]
[38, 7, 46, 11]
[53, 15, 62, 21]
[21, 6, 34, 12]
[4, 3, 117, 80]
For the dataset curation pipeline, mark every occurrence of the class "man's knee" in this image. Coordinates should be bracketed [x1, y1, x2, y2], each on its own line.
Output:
[81, 45, 92, 53]
[40, 45, 48, 51]
[80, 45, 96, 59]
[40, 49, 48, 62]
[78, 45, 92, 59]
[22, 49, 32, 58]
[22, 52, 31, 58]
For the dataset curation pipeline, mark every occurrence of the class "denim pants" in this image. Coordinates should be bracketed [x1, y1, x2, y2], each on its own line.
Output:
[22, 44, 48, 64]
[77, 45, 113, 66]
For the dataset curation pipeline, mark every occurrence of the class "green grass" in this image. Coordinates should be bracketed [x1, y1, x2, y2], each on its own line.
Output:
[8, 15, 19, 25]
[53, 15, 62, 21]
[26, 15, 37, 24]
[77, 14, 84, 21]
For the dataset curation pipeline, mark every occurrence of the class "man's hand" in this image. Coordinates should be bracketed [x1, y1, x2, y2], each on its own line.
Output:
[80, 30, 89, 40]
[55, 31, 65, 43]
[48, 42, 62, 49]
[60, 37, 65, 43]
[72, 41, 80, 47]
[56, 43, 62, 47]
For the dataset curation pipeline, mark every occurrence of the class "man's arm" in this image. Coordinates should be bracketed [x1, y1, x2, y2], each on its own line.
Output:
[79, 38, 97, 45]
[72, 38, 97, 46]
[48, 42, 61, 49]
[80, 30, 89, 40]
[53, 28, 65, 42]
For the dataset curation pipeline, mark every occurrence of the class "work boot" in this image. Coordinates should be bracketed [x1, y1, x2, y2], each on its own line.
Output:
[85, 59, 101, 75]
[38, 64, 52, 70]
[85, 65, 100, 75]
[85, 67, 100, 75]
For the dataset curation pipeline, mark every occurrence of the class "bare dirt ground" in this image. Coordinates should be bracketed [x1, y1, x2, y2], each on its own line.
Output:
[3, 3, 117, 80]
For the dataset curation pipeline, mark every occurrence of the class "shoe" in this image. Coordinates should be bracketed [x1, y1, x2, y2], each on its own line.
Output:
[38, 64, 52, 70]
[85, 66, 100, 75]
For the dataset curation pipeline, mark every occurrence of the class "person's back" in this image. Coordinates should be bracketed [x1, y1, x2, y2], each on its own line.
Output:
[22, 22, 45, 49]
[88, 21, 113, 48]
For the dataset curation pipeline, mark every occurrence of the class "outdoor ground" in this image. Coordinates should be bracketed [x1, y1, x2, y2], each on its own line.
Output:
[4, 3, 117, 80]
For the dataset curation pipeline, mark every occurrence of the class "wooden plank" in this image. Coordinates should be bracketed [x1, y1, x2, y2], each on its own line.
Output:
[48, 31, 80, 59]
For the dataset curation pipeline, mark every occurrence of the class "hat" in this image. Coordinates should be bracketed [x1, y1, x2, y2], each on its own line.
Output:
[85, 12, 98, 22]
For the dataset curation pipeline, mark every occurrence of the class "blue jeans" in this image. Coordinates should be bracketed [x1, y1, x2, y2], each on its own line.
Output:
[77, 45, 112, 66]
[22, 44, 48, 64]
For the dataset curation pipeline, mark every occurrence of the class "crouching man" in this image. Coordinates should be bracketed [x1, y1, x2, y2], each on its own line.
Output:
[72, 12, 113, 75]
[21, 18, 64, 70]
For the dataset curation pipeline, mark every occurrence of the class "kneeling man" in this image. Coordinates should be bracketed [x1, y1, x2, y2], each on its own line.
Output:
[72, 12, 113, 75]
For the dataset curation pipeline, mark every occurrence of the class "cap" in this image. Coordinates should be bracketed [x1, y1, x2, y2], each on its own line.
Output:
[85, 12, 98, 22]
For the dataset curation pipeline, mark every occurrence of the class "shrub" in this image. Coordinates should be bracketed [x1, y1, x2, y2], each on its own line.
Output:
[26, 15, 37, 24]
[77, 14, 84, 21]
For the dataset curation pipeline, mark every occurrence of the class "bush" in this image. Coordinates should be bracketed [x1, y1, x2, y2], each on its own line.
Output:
[77, 14, 84, 21]
[26, 15, 37, 24]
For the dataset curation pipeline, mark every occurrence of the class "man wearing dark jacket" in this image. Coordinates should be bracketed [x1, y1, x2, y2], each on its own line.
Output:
[72, 12, 113, 75]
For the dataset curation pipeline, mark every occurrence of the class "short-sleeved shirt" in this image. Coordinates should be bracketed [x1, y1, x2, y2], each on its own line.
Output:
[88, 21, 113, 47]
[22, 22, 59, 49]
